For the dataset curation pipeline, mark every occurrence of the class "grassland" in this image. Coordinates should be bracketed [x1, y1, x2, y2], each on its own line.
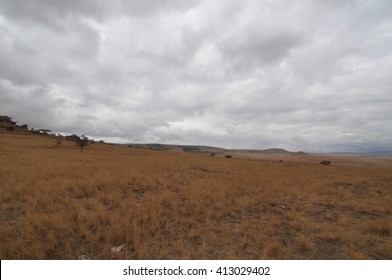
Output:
[0, 132, 391, 259]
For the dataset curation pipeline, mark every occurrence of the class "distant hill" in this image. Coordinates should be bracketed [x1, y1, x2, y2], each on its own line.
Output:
[128, 143, 226, 154]
[368, 150, 392, 155]
[127, 143, 294, 157]
[316, 150, 392, 156]
[233, 148, 293, 155]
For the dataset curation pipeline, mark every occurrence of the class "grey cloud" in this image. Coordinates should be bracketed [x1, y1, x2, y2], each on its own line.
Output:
[0, 17, 101, 87]
[0, 0, 105, 32]
[218, 27, 304, 72]
[115, 0, 201, 17]
[1, 0, 391, 152]
[65, 21, 101, 60]
[0, 0, 201, 29]
[0, 82, 68, 129]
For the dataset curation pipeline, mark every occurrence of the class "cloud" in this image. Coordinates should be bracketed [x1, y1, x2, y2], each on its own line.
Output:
[0, 0, 391, 152]
[0, 0, 105, 33]
[217, 25, 304, 72]
[0, 0, 201, 28]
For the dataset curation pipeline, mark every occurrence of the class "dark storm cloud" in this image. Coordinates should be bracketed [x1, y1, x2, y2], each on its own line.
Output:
[0, 0, 391, 152]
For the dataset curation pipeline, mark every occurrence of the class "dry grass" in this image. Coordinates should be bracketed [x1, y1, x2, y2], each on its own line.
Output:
[0, 132, 391, 259]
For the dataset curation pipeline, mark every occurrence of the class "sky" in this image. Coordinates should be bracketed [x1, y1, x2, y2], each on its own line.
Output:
[1, 0, 391, 152]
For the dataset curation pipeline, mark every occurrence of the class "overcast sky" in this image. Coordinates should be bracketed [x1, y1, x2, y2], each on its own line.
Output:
[1, 0, 391, 152]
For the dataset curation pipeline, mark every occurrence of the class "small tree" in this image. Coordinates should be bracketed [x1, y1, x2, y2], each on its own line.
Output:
[75, 135, 90, 152]
[6, 126, 15, 132]
[55, 138, 63, 147]
[320, 160, 332, 166]
[0, 115, 12, 122]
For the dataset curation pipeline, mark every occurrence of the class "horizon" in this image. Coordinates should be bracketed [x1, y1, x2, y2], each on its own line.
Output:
[4, 114, 392, 155]
[1, 1, 392, 153]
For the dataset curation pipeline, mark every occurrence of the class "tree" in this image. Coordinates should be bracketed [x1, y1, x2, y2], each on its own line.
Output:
[55, 138, 63, 147]
[0, 116, 14, 123]
[6, 126, 15, 132]
[75, 135, 90, 152]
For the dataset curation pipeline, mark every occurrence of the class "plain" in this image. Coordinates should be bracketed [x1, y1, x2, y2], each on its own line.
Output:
[0, 132, 391, 259]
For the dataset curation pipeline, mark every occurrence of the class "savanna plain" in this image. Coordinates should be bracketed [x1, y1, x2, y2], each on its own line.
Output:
[1, 132, 391, 259]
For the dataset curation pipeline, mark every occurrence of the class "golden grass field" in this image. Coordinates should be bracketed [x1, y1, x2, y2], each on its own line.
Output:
[0, 132, 391, 259]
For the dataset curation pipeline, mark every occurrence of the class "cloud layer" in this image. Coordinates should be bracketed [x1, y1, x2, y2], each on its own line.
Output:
[1, 0, 391, 152]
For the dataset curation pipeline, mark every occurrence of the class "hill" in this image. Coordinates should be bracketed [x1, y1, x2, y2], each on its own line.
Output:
[127, 143, 294, 157]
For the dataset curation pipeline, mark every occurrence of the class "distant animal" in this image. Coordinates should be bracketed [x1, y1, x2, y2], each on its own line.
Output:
[225, 155, 232, 158]
[320, 160, 332, 166]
